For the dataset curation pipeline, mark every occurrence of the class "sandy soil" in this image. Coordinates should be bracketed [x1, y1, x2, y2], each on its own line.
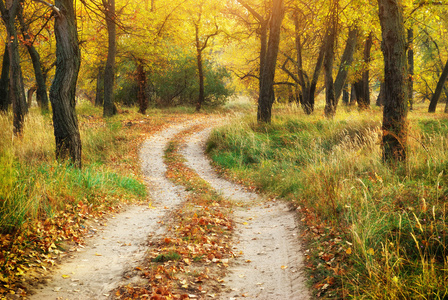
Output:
[28, 116, 310, 300]
[182, 126, 310, 300]
[28, 120, 200, 300]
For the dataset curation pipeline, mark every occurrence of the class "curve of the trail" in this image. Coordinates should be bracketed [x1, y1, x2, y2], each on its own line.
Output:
[181, 126, 311, 300]
[29, 120, 201, 300]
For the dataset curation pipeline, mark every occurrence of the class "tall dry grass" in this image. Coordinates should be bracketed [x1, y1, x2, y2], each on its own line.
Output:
[0, 106, 147, 233]
[207, 106, 448, 298]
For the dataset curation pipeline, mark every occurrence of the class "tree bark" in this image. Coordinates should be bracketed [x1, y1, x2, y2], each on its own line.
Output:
[50, 0, 82, 168]
[334, 27, 358, 102]
[27, 85, 36, 107]
[376, 81, 385, 106]
[428, 58, 448, 113]
[18, 7, 49, 112]
[103, 0, 117, 117]
[407, 28, 414, 110]
[95, 66, 104, 106]
[0, 44, 9, 111]
[194, 21, 205, 112]
[324, 4, 337, 118]
[377, 0, 408, 162]
[0, 0, 28, 134]
[137, 62, 148, 114]
[258, 0, 284, 123]
[342, 83, 349, 105]
[355, 32, 373, 110]
[350, 83, 356, 105]
[192, 2, 219, 112]
[291, 11, 324, 115]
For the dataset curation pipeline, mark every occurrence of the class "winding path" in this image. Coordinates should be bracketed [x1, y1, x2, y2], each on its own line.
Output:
[29, 116, 310, 300]
[182, 126, 310, 300]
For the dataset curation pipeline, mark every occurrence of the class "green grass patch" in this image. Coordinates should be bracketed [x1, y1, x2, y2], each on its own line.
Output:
[207, 109, 448, 299]
[0, 107, 148, 233]
[151, 251, 182, 262]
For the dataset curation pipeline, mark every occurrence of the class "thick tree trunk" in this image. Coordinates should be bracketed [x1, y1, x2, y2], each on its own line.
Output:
[137, 62, 148, 114]
[103, 0, 116, 117]
[50, 0, 82, 168]
[407, 28, 414, 110]
[259, 21, 268, 93]
[334, 27, 358, 102]
[0, 44, 9, 111]
[378, 0, 408, 162]
[428, 58, 448, 113]
[1, 0, 28, 134]
[257, 0, 284, 123]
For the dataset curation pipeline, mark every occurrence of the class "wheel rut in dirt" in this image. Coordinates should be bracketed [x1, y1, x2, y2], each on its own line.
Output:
[29, 119, 202, 300]
[181, 126, 310, 300]
[29, 117, 310, 300]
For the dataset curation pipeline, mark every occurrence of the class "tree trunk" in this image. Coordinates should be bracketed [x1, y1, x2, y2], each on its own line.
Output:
[350, 83, 356, 105]
[377, 0, 408, 162]
[356, 32, 373, 110]
[334, 27, 358, 102]
[257, 0, 284, 123]
[342, 83, 349, 105]
[95, 66, 104, 106]
[1, 0, 28, 134]
[306, 43, 325, 114]
[103, 0, 117, 117]
[137, 62, 148, 114]
[376, 81, 385, 106]
[18, 7, 49, 112]
[428, 58, 448, 113]
[292, 11, 323, 115]
[28, 46, 49, 111]
[407, 28, 414, 110]
[27, 85, 36, 107]
[259, 21, 268, 93]
[324, 6, 337, 118]
[195, 22, 205, 112]
[0, 44, 9, 111]
[50, 0, 82, 168]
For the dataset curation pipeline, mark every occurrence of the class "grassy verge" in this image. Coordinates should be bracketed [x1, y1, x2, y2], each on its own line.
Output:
[207, 107, 448, 299]
[114, 125, 234, 299]
[0, 102, 171, 295]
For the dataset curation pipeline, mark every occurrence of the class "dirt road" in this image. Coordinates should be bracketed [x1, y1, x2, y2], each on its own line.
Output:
[29, 117, 310, 300]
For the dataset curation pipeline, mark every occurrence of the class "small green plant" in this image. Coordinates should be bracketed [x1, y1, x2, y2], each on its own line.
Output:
[151, 251, 182, 262]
